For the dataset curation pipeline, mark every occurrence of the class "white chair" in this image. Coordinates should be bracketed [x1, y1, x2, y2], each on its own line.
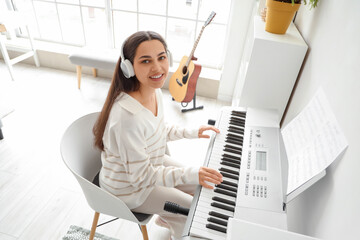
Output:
[60, 112, 152, 240]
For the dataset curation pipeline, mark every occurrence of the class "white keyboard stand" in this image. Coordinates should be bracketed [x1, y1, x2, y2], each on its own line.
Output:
[0, 11, 40, 80]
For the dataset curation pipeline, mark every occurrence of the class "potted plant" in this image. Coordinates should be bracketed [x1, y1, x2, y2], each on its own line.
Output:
[265, 0, 319, 34]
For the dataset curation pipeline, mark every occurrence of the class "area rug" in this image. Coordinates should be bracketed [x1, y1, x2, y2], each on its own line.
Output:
[63, 225, 119, 240]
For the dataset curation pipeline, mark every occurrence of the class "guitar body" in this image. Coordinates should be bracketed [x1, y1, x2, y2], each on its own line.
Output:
[169, 56, 195, 102]
[182, 63, 201, 103]
[169, 11, 215, 103]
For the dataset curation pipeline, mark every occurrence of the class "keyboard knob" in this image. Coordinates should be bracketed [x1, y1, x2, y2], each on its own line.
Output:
[208, 119, 216, 126]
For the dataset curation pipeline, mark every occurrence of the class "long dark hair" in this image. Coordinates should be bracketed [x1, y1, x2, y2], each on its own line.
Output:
[93, 31, 168, 150]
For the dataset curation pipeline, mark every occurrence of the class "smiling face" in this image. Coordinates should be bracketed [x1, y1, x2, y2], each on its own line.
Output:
[133, 40, 169, 92]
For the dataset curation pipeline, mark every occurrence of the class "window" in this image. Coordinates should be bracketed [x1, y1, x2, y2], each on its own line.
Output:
[10, 0, 232, 69]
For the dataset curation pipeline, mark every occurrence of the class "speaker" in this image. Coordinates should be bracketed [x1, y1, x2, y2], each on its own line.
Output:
[120, 41, 173, 78]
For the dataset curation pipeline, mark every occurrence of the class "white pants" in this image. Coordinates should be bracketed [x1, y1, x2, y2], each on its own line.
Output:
[132, 156, 197, 239]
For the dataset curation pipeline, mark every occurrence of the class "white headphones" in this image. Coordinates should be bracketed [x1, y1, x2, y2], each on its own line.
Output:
[120, 40, 173, 79]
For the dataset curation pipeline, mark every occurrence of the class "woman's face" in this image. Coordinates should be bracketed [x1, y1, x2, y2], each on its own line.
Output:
[133, 40, 169, 91]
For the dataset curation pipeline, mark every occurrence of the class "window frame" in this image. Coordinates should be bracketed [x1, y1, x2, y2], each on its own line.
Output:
[8, 0, 230, 69]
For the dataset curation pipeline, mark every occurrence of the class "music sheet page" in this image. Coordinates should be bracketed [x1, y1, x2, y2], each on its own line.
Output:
[281, 88, 348, 195]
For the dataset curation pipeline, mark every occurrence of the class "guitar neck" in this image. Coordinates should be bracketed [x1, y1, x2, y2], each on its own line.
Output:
[185, 26, 206, 67]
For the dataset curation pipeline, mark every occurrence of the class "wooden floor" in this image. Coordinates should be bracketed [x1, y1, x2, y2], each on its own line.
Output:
[0, 62, 230, 240]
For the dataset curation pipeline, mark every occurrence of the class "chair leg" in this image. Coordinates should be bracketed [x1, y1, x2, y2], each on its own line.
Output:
[89, 212, 100, 240]
[140, 225, 149, 240]
[76, 65, 82, 89]
[92, 68, 97, 77]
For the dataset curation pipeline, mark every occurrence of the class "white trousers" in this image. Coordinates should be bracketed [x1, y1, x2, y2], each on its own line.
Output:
[132, 155, 197, 239]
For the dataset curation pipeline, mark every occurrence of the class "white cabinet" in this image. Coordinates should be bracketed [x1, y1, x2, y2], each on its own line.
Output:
[232, 16, 308, 120]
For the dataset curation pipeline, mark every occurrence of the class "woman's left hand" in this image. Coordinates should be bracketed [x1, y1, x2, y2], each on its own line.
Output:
[198, 125, 220, 138]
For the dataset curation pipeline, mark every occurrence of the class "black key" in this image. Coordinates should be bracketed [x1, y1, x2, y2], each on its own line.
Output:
[223, 154, 241, 161]
[214, 188, 237, 198]
[207, 217, 228, 227]
[231, 110, 246, 117]
[223, 147, 241, 156]
[216, 184, 237, 193]
[230, 118, 245, 126]
[227, 133, 243, 140]
[226, 136, 243, 143]
[230, 121, 244, 127]
[219, 167, 239, 176]
[224, 144, 242, 152]
[225, 138, 242, 146]
[212, 196, 236, 206]
[222, 157, 240, 165]
[221, 179, 238, 188]
[216, 185, 237, 194]
[220, 171, 239, 180]
[206, 223, 227, 233]
[211, 202, 235, 212]
[231, 115, 245, 121]
[220, 161, 240, 169]
[228, 128, 244, 135]
[228, 126, 245, 133]
[209, 211, 230, 220]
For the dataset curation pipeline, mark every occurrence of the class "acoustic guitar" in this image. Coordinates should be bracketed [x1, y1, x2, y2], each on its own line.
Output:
[169, 11, 216, 103]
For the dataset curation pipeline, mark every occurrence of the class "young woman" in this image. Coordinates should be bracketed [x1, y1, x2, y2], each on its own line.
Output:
[93, 31, 223, 239]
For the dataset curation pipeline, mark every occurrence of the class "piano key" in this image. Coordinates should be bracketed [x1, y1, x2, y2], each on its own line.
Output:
[222, 154, 241, 161]
[201, 189, 236, 202]
[195, 203, 234, 218]
[219, 171, 239, 180]
[228, 125, 245, 132]
[211, 202, 235, 212]
[220, 160, 241, 169]
[218, 167, 239, 176]
[200, 189, 236, 204]
[212, 196, 236, 206]
[227, 133, 244, 140]
[209, 211, 231, 220]
[228, 128, 245, 135]
[230, 119, 245, 126]
[207, 217, 228, 227]
[229, 121, 244, 127]
[190, 220, 226, 239]
[206, 223, 227, 233]
[225, 138, 242, 146]
[214, 188, 237, 198]
[223, 147, 242, 155]
[215, 183, 238, 193]
[224, 144, 242, 152]
[231, 110, 246, 117]
[221, 157, 240, 165]
[221, 179, 238, 188]
[225, 136, 243, 143]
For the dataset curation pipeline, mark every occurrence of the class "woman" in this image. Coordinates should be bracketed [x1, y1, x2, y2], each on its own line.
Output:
[93, 31, 223, 239]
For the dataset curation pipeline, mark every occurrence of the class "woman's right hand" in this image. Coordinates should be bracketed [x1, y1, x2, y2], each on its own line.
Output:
[199, 166, 223, 189]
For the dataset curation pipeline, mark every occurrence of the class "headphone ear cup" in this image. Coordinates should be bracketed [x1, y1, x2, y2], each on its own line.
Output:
[121, 59, 135, 78]
[167, 50, 173, 68]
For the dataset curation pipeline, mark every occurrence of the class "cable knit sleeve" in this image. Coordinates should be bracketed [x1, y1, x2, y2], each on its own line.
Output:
[166, 124, 199, 141]
[103, 117, 199, 192]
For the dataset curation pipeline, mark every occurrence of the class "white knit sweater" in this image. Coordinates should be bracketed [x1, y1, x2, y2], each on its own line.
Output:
[99, 89, 199, 209]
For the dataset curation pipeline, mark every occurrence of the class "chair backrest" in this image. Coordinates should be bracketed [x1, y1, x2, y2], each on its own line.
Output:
[60, 112, 151, 224]
[61, 112, 101, 182]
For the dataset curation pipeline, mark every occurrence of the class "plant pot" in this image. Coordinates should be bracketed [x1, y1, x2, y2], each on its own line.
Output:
[265, 0, 301, 34]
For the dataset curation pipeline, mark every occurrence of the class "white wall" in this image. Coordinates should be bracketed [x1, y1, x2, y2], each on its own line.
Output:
[283, 1, 360, 239]
[217, 0, 256, 102]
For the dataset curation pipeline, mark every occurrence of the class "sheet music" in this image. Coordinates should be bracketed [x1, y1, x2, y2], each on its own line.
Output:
[282, 88, 348, 194]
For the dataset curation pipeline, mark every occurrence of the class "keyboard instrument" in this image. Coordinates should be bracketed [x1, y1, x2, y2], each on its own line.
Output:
[183, 107, 288, 240]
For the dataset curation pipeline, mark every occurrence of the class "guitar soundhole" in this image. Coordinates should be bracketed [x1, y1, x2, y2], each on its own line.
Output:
[182, 66, 188, 75]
